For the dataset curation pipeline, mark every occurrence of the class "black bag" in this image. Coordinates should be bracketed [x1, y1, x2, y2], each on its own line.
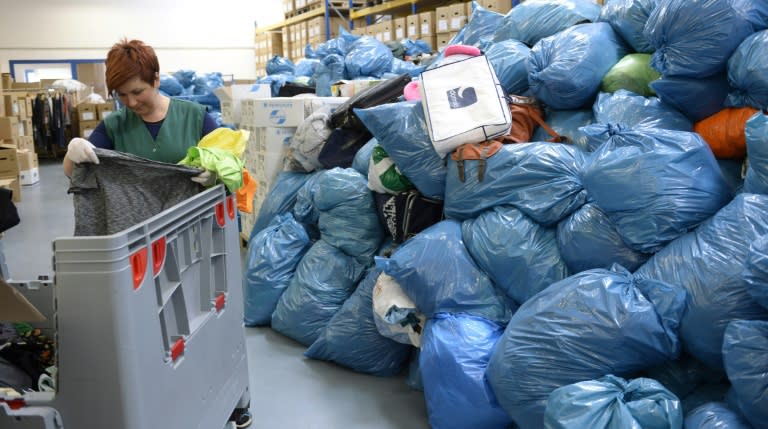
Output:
[329, 73, 412, 130]
[374, 190, 444, 243]
[317, 127, 373, 169]
[0, 187, 20, 234]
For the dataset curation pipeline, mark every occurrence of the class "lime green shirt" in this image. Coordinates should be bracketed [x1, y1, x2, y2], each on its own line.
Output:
[103, 98, 206, 163]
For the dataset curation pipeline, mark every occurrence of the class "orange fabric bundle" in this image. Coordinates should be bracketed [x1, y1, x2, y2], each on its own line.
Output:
[236, 169, 258, 213]
[694, 107, 758, 159]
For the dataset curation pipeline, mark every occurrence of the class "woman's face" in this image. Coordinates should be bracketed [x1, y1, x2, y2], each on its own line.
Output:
[114, 75, 158, 116]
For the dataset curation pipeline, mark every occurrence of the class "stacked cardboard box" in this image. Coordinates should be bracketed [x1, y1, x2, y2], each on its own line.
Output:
[0, 89, 39, 194]
[255, 30, 284, 77]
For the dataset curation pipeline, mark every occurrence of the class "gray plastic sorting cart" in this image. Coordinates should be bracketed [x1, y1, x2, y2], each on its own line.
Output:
[0, 186, 250, 429]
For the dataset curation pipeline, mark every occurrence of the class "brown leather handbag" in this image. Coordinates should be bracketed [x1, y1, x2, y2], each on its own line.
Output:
[496, 95, 570, 144]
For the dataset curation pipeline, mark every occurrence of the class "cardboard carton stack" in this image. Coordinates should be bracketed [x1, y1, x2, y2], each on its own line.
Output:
[73, 101, 114, 139]
[255, 30, 284, 78]
[0, 86, 39, 196]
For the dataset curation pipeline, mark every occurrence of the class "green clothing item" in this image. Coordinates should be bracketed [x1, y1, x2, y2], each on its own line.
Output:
[178, 146, 244, 192]
[103, 98, 206, 163]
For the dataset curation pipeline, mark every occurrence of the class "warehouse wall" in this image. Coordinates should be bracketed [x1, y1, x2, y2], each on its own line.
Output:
[0, 0, 284, 80]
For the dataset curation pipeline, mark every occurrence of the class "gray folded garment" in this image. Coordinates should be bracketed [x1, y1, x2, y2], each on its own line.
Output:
[69, 148, 203, 236]
[0, 356, 33, 391]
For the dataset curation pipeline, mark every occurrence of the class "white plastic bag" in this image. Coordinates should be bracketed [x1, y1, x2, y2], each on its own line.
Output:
[372, 273, 426, 347]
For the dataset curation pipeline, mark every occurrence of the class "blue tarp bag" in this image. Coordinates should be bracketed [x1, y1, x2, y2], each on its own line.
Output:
[255, 73, 293, 97]
[492, 0, 601, 46]
[643, 355, 718, 401]
[159, 74, 184, 96]
[243, 214, 311, 326]
[743, 111, 768, 194]
[643, 0, 754, 78]
[172, 69, 196, 92]
[544, 375, 683, 429]
[532, 109, 594, 151]
[351, 138, 376, 176]
[293, 171, 326, 226]
[485, 39, 531, 96]
[305, 267, 412, 376]
[725, 30, 768, 110]
[486, 265, 686, 429]
[355, 101, 446, 199]
[557, 202, 650, 273]
[266, 55, 295, 75]
[461, 2, 505, 46]
[314, 36, 349, 58]
[420, 313, 512, 429]
[462, 205, 569, 306]
[743, 235, 768, 310]
[684, 402, 753, 429]
[376, 220, 511, 323]
[528, 22, 629, 110]
[444, 142, 588, 226]
[593, 90, 693, 131]
[389, 58, 424, 77]
[402, 39, 432, 57]
[598, 0, 659, 53]
[345, 36, 394, 79]
[650, 73, 729, 123]
[271, 239, 368, 346]
[313, 168, 384, 264]
[635, 193, 768, 370]
[581, 124, 733, 253]
[313, 54, 346, 97]
[294, 58, 320, 78]
[722, 320, 768, 429]
[251, 172, 319, 239]
[407, 349, 423, 391]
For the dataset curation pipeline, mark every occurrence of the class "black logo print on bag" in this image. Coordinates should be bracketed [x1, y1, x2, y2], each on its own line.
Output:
[446, 87, 477, 109]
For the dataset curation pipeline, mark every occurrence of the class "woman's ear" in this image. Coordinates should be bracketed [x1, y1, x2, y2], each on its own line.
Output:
[153, 72, 160, 88]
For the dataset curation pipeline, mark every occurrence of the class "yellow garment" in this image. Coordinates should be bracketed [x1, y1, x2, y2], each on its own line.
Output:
[198, 128, 249, 159]
[237, 169, 259, 213]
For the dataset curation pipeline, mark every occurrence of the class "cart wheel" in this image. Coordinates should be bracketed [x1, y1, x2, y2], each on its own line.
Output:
[229, 407, 253, 428]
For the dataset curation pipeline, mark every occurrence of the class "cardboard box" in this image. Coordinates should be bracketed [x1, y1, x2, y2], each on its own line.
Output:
[16, 136, 34, 152]
[394, 17, 407, 40]
[0, 176, 20, 203]
[250, 97, 347, 128]
[437, 32, 457, 50]
[76, 62, 108, 100]
[419, 36, 437, 52]
[477, 0, 513, 13]
[450, 3, 468, 31]
[78, 120, 100, 139]
[3, 94, 22, 117]
[0, 117, 19, 140]
[0, 278, 45, 322]
[420, 11, 436, 37]
[20, 119, 31, 137]
[19, 167, 39, 186]
[97, 103, 115, 120]
[17, 150, 37, 171]
[331, 79, 387, 98]
[0, 145, 19, 176]
[76, 103, 98, 121]
[435, 6, 452, 34]
[1, 73, 13, 90]
[406, 14, 421, 39]
[214, 84, 271, 125]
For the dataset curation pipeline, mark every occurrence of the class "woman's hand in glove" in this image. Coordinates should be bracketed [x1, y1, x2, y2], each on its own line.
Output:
[191, 170, 217, 186]
[65, 138, 99, 164]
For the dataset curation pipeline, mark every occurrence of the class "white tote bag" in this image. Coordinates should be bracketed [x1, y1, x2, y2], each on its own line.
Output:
[419, 54, 512, 157]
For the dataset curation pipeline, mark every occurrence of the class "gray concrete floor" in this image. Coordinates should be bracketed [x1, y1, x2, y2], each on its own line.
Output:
[2, 159, 430, 429]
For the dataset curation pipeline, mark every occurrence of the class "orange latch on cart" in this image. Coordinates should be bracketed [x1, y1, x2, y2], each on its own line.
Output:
[130, 247, 148, 290]
[215, 292, 226, 312]
[0, 397, 26, 410]
[226, 195, 236, 220]
[215, 201, 226, 227]
[170, 338, 185, 362]
[151, 237, 166, 276]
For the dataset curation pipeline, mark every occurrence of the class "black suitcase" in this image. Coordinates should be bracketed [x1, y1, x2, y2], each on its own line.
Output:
[329, 73, 412, 130]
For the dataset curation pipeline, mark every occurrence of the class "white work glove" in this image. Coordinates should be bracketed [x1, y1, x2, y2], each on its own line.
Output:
[191, 169, 217, 186]
[66, 138, 99, 164]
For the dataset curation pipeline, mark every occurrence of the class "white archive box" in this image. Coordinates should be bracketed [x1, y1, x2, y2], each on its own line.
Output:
[214, 84, 271, 125]
[250, 97, 348, 128]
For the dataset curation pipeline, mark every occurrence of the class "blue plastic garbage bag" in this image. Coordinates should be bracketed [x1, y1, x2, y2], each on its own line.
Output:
[294, 58, 320, 78]
[313, 54, 346, 97]
[251, 172, 320, 239]
[376, 220, 511, 323]
[305, 267, 412, 376]
[532, 109, 594, 151]
[684, 402, 753, 429]
[528, 22, 629, 110]
[243, 213, 311, 326]
[402, 39, 432, 57]
[351, 138, 376, 177]
[354, 101, 446, 199]
[744, 111, 768, 194]
[292, 170, 326, 228]
[643, 354, 720, 401]
[256, 73, 293, 97]
[557, 202, 650, 273]
[732, 0, 768, 31]
[492, 0, 602, 46]
[486, 265, 686, 429]
[159, 74, 184, 96]
[461, 2, 505, 46]
[420, 313, 512, 429]
[312, 168, 384, 263]
[743, 235, 768, 310]
[593, 90, 693, 131]
[266, 55, 295, 75]
[445, 142, 588, 226]
[192, 72, 223, 95]
[389, 58, 424, 77]
[650, 73, 729, 123]
[725, 30, 768, 110]
[407, 349, 423, 391]
[643, 0, 754, 78]
[485, 39, 531, 96]
[314, 36, 350, 58]
[581, 124, 733, 253]
[723, 320, 768, 429]
[544, 375, 683, 429]
[462, 205, 569, 306]
[598, 0, 659, 53]
[172, 70, 196, 91]
[345, 36, 394, 79]
[271, 239, 368, 346]
[635, 193, 768, 370]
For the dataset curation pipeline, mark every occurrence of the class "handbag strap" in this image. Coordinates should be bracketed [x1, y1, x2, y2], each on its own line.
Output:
[507, 95, 571, 144]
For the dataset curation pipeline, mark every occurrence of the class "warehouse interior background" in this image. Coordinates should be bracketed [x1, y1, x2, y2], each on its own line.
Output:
[0, 0, 285, 80]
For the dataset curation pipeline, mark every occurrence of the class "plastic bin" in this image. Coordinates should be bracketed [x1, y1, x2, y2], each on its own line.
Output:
[0, 186, 250, 429]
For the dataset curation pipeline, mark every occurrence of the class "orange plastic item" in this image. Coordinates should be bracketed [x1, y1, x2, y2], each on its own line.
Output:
[694, 107, 758, 159]
[236, 169, 258, 214]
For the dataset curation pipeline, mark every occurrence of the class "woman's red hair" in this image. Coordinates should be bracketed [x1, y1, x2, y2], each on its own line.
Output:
[105, 39, 159, 93]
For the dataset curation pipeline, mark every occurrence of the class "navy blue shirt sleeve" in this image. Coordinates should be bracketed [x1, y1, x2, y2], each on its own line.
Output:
[87, 121, 115, 149]
[202, 112, 218, 137]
